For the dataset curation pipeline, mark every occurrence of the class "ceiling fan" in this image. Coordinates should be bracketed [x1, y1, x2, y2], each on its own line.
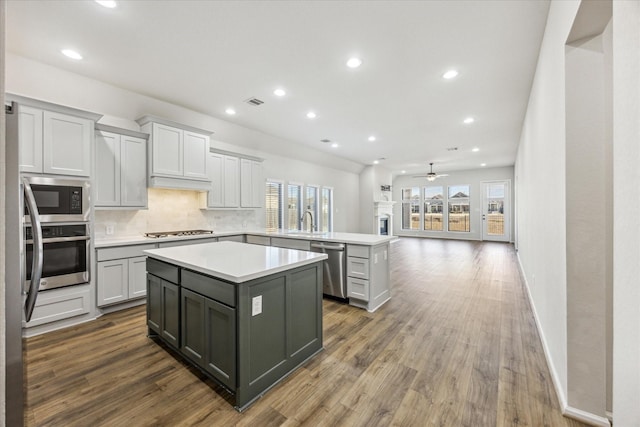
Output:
[413, 163, 449, 181]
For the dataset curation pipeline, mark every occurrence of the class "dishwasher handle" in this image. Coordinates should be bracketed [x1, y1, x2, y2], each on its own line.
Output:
[311, 242, 345, 251]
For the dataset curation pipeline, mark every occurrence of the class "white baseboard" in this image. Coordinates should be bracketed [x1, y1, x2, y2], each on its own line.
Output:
[515, 254, 611, 427]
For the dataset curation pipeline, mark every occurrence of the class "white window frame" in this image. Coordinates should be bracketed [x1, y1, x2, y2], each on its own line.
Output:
[321, 186, 334, 232]
[265, 179, 284, 231]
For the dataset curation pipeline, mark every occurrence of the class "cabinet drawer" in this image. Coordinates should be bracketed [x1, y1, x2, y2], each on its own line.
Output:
[182, 269, 236, 307]
[25, 286, 91, 327]
[347, 244, 369, 259]
[158, 237, 217, 248]
[347, 277, 369, 301]
[347, 256, 370, 279]
[217, 235, 245, 243]
[97, 243, 157, 261]
[246, 235, 270, 246]
[271, 237, 311, 251]
[147, 258, 180, 284]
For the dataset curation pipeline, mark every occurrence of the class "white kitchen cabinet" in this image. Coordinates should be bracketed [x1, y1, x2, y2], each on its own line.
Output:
[346, 243, 391, 312]
[203, 152, 239, 208]
[137, 116, 212, 191]
[14, 99, 98, 177]
[96, 243, 157, 307]
[95, 126, 148, 209]
[240, 158, 264, 208]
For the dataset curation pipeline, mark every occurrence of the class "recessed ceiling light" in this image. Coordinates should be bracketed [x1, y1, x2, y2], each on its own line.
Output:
[306, 111, 317, 119]
[368, 136, 376, 142]
[331, 143, 339, 148]
[401, 170, 406, 174]
[95, 0, 117, 8]
[373, 160, 379, 165]
[442, 69, 459, 79]
[61, 49, 82, 60]
[464, 117, 475, 124]
[273, 88, 286, 97]
[225, 108, 236, 115]
[346, 57, 362, 68]
[472, 147, 480, 152]
[481, 163, 487, 167]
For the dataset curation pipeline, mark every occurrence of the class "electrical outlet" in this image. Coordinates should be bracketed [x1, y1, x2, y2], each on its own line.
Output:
[105, 225, 115, 235]
[252, 295, 262, 316]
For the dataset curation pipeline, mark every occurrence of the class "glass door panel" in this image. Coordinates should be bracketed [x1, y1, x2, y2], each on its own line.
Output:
[482, 181, 510, 242]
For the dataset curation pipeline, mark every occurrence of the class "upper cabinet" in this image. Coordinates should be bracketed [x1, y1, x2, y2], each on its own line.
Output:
[240, 158, 264, 208]
[9, 95, 102, 177]
[95, 125, 148, 209]
[201, 149, 263, 209]
[136, 115, 212, 191]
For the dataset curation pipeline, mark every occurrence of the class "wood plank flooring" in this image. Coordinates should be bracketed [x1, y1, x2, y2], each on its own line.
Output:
[24, 238, 587, 426]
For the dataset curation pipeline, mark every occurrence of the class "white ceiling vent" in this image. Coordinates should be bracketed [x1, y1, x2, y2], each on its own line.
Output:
[446, 147, 459, 151]
[320, 139, 331, 143]
[244, 97, 264, 106]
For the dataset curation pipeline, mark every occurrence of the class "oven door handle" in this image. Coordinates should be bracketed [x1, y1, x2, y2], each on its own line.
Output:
[23, 178, 43, 322]
[25, 235, 90, 244]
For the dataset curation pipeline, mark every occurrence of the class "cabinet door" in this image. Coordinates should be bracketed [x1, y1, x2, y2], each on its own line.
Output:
[96, 259, 128, 307]
[162, 280, 180, 348]
[147, 274, 162, 334]
[181, 288, 205, 367]
[207, 152, 224, 207]
[183, 131, 209, 180]
[18, 106, 43, 173]
[43, 111, 92, 176]
[223, 155, 239, 207]
[251, 161, 264, 208]
[128, 256, 148, 299]
[205, 298, 236, 389]
[240, 159, 252, 208]
[152, 123, 183, 177]
[95, 131, 121, 207]
[121, 135, 147, 207]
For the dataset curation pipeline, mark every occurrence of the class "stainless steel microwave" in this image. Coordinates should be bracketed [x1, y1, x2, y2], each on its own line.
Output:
[23, 176, 90, 223]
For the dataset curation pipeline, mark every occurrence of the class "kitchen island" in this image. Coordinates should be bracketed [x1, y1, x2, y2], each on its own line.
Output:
[143, 241, 327, 411]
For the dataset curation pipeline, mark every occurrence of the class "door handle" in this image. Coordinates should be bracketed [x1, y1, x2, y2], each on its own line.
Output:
[23, 178, 43, 322]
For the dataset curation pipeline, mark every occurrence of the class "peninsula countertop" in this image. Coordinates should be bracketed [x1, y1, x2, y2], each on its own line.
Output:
[143, 241, 328, 283]
[96, 229, 397, 248]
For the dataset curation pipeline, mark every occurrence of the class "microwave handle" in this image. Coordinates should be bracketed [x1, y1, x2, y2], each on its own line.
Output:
[23, 178, 43, 322]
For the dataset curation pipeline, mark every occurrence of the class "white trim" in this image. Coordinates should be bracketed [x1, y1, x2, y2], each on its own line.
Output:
[516, 253, 611, 427]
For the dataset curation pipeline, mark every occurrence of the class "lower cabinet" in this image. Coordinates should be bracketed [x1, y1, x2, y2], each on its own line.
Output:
[181, 288, 236, 389]
[96, 243, 156, 307]
[147, 273, 180, 348]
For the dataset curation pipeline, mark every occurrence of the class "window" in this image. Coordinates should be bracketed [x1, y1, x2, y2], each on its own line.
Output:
[401, 187, 420, 230]
[423, 186, 444, 231]
[448, 185, 470, 232]
[321, 187, 333, 232]
[265, 180, 283, 232]
[287, 183, 302, 231]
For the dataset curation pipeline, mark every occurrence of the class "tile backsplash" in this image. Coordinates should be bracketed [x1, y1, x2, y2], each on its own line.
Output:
[94, 188, 261, 238]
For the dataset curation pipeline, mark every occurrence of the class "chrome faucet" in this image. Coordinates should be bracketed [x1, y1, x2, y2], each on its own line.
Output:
[301, 209, 315, 232]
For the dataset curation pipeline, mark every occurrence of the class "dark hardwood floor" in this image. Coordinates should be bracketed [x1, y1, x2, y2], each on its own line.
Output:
[24, 237, 587, 426]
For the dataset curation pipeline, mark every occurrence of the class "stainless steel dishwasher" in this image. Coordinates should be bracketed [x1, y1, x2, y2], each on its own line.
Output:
[310, 241, 346, 299]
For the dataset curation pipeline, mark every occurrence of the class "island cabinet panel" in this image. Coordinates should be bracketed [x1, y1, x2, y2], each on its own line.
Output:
[289, 267, 322, 358]
[161, 281, 180, 348]
[181, 288, 205, 366]
[205, 298, 236, 389]
[147, 274, 162, 334]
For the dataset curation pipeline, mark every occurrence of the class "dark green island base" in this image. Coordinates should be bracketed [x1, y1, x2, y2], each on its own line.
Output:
[145, 257, 324, 411]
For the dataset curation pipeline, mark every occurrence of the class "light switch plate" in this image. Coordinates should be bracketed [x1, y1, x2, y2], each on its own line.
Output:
[252, 295, 262, 316]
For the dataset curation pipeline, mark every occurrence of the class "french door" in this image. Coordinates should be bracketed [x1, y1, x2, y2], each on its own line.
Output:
[481, 181, 510, 242]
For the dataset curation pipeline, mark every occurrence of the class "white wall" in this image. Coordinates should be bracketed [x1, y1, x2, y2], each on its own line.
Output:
[392, 166, 514, 241]
[612, 1, 640, 425]
[0, 0, 6, 422]
[514, 0, 579, 416]
[359, 165, 392, 234]
[6, 53, 362, 236]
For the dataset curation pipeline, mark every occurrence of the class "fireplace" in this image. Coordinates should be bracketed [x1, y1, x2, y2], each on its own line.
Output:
[374, 201, 396, 236]
[379, 217, 389, 235]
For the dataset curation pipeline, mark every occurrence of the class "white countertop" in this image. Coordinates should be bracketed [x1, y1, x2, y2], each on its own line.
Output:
[143, 241, 327, 283]
[95, 228, 396, 248]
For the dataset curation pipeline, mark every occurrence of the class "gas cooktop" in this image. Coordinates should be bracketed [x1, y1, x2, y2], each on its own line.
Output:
[144, 229, 214, 239]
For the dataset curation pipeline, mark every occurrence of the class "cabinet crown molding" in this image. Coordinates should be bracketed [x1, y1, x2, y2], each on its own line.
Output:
[95, 123, 149, 140]
[135, 114, 214, 136]
[6, 93, 103, 122]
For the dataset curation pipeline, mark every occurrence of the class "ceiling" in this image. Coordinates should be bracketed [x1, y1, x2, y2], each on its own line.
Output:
[6, 0, 550, 176]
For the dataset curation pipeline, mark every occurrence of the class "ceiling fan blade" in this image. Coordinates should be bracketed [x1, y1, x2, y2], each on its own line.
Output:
[412, 174, 429, 178]
[436, 174, 449, 177]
